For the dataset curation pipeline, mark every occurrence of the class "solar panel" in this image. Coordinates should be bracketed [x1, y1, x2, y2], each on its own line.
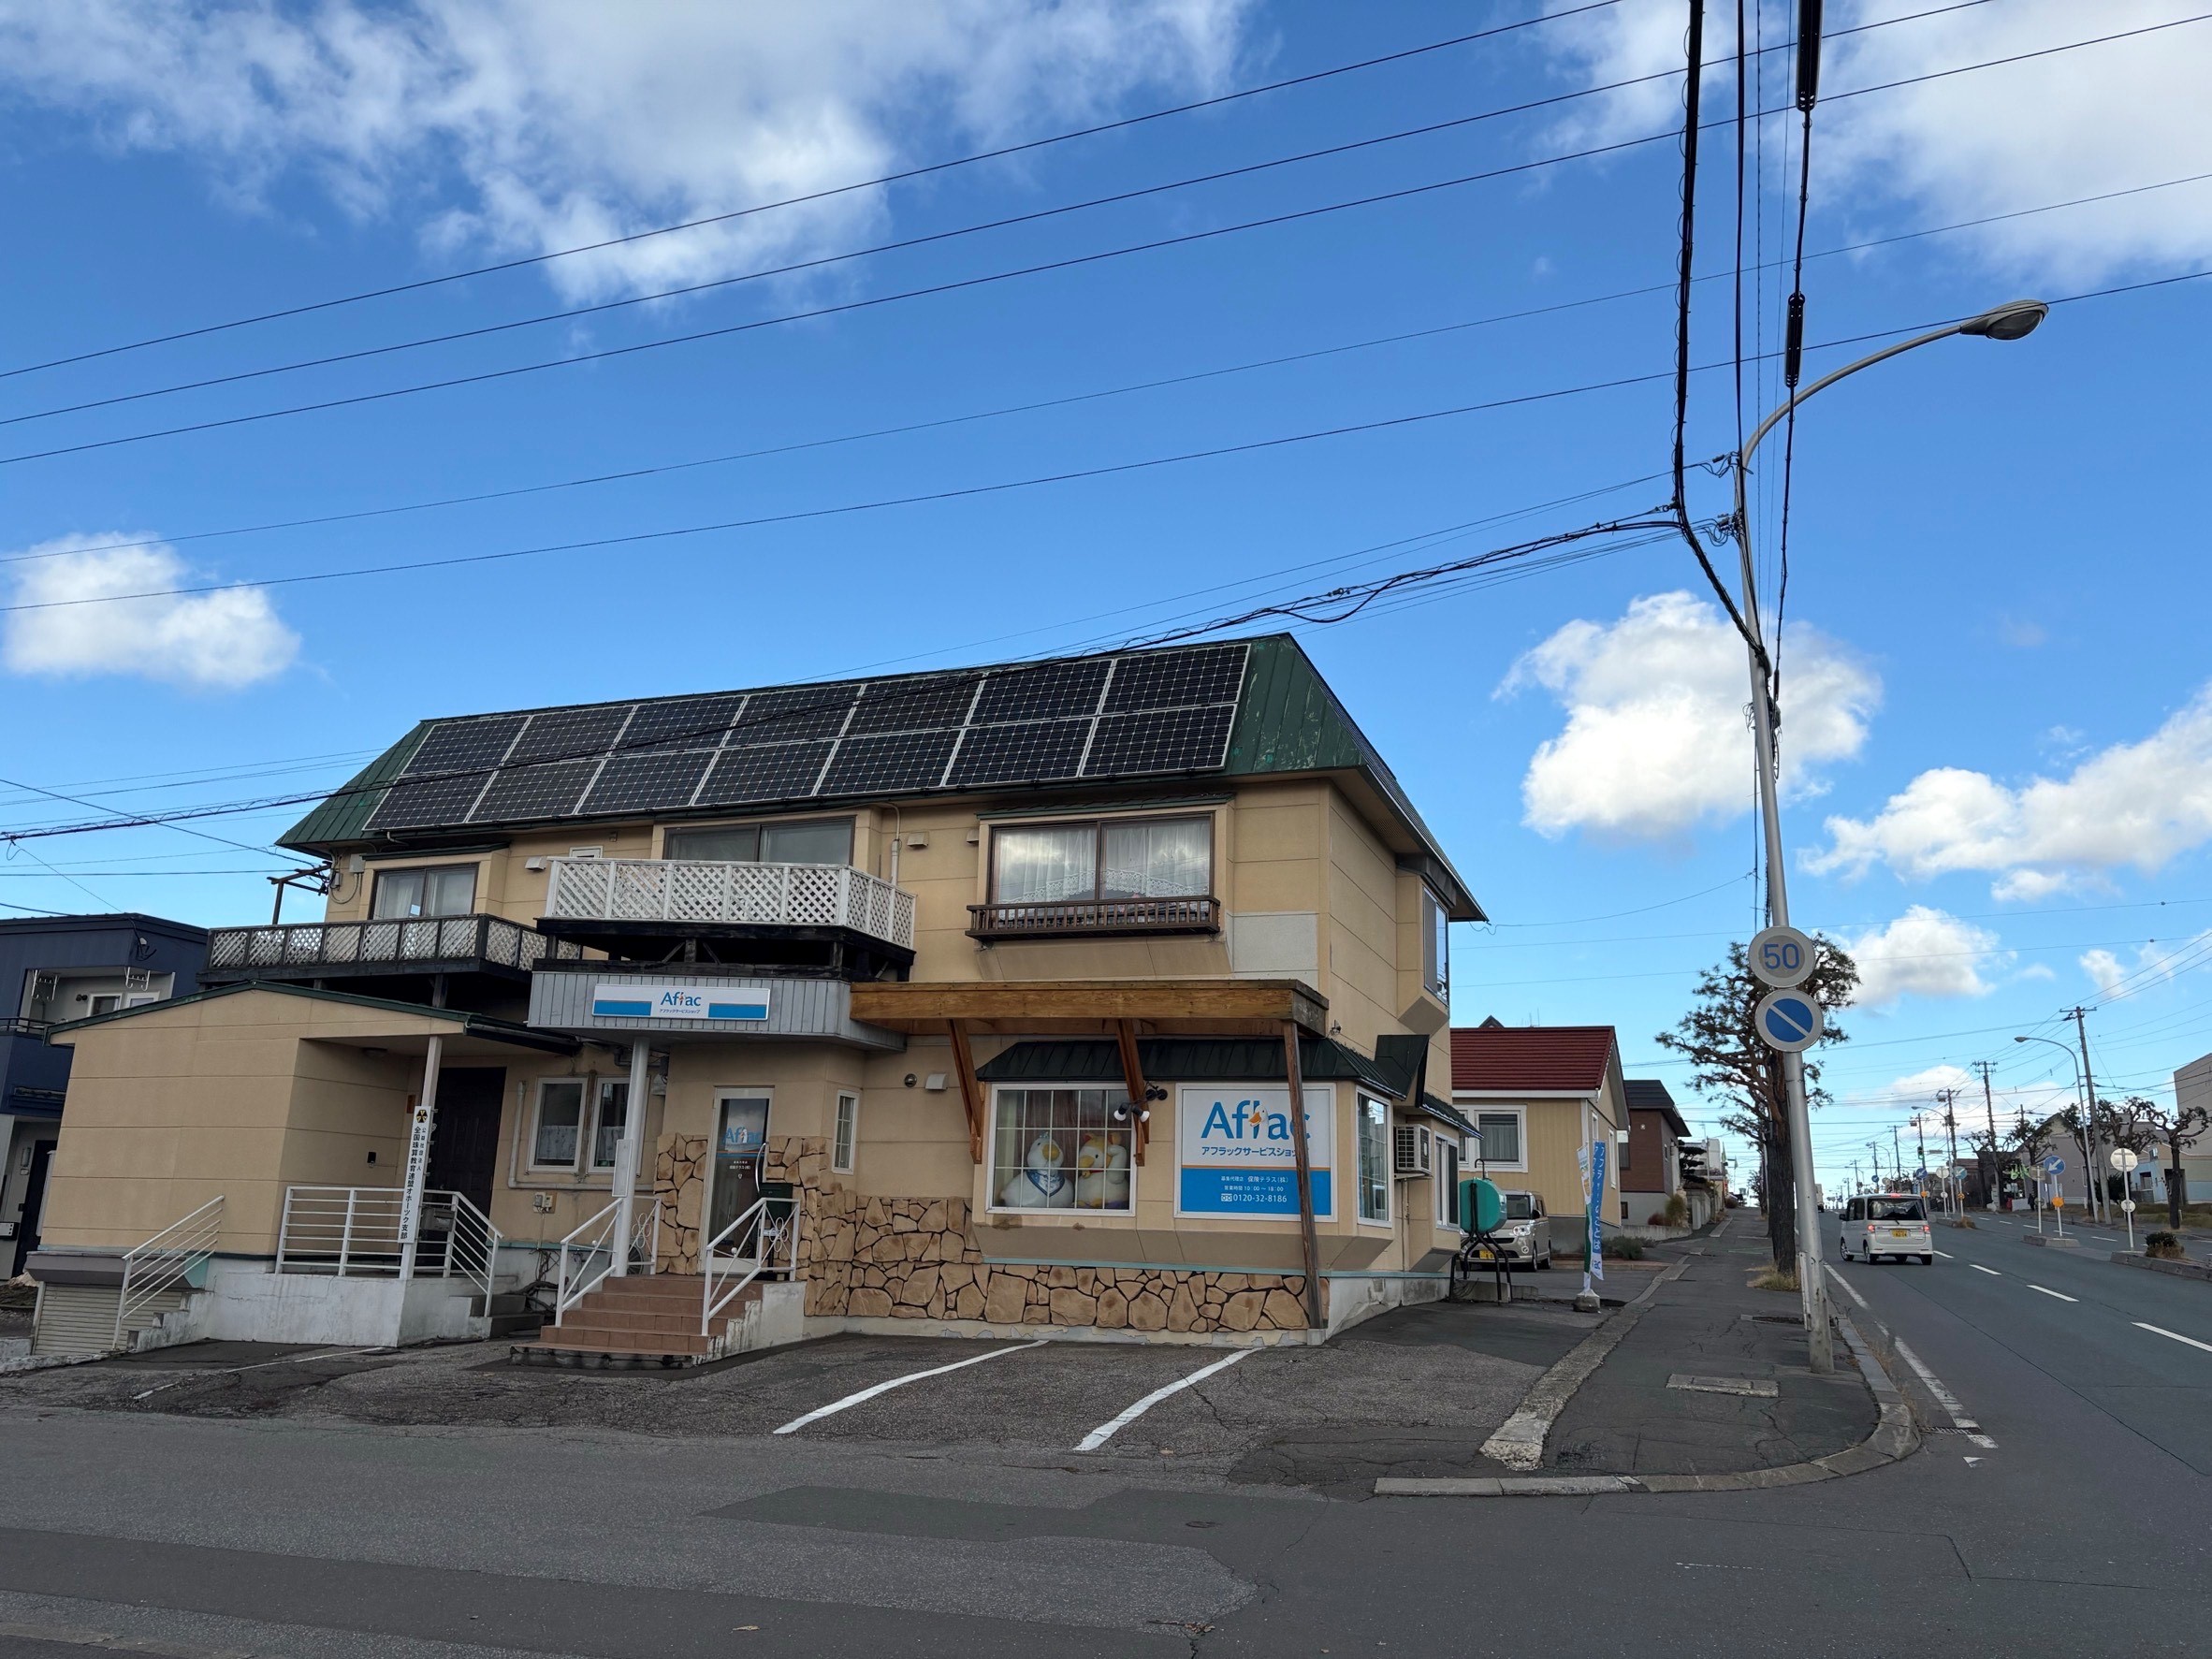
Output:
[970, 659, 1110, 724]
[578, 748, 718, 816]
[403, 714, 526, 777]
[947, 718, 1091, 787]
[472, 759, 600, 823]
[819, 728, 963, 795]
[621, 694, 743, 752]
[505, 705, 633, 765]
[1103, 642, 1246, 712]
[365, 771, 492, 832]
[361, 642, 1249, 831]
[846, 675, 979, 735]
[731, 685, 860, 744]
[1083, 705, 1236, 777]
[700, 741, 835, 805]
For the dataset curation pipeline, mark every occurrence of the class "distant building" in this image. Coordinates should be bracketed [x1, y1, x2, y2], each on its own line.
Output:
[1448, 1022, 1624, 1246]
[1620, 1078, 1694, 1228]
[2, 914, 206, 1276]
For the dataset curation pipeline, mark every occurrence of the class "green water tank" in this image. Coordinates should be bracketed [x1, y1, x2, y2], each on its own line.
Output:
[1459, 1176, 1504, 1234]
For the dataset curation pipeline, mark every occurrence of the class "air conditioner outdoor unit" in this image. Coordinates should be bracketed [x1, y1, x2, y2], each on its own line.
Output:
[1392, 1124, 1432, 1177]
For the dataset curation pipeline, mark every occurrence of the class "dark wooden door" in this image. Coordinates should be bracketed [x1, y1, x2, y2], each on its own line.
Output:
[12, 1141, 53, 1276]
[426, 1068, 505, 1217]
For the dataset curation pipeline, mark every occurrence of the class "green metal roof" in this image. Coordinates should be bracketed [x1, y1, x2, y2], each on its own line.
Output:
[275, 634, 1477, 916]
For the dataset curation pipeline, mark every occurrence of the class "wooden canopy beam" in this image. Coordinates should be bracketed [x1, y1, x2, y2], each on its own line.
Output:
[1114, 1019, 1151, 1165]
[946, 1019, 985, 1164]
[851, 979, 1328, 1037]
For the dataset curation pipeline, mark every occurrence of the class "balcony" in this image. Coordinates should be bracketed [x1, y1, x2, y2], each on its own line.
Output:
[203, 914, 580, 987]
[538, 858, 915, 978]
[968, 895, 1222, 941]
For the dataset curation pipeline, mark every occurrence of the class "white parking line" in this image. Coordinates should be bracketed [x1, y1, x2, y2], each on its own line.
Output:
[772, 1340, 1046, 1434]
[1971, 1264, 2001, 1276]
[2135, 1322, 2212, 1355]
[1074, 1346, 1255, 1451]
[1892, 1338, 1983, 1434]
[1822, 1263, 1869, 1309]
[2027, 1285, 2078, 1302]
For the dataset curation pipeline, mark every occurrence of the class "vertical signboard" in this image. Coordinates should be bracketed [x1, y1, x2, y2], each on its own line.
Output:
[1175, 1084, 1334, 1219]
[1585, 1138, 1608, 1284]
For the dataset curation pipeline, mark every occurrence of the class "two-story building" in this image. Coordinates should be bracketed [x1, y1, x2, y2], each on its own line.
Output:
[1620, 1077, 1692, 1228]
[3, 913, 205, 1278]
[31, 636, 1483, 1358]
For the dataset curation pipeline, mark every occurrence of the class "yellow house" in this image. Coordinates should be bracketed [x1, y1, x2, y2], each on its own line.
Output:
[32, 635, 1485, 1359]
[1448, 1021, 1625, 1260]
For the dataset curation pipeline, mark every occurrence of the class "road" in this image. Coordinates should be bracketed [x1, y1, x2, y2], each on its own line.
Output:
[0, 1227, 2205, 1656]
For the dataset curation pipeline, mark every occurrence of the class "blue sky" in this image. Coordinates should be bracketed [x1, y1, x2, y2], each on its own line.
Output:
[1, 0, 2207, 1193]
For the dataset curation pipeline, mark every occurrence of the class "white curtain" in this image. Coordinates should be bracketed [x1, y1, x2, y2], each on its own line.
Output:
[995, 824, 1097, 903]
[1100, 818, 1209, 898]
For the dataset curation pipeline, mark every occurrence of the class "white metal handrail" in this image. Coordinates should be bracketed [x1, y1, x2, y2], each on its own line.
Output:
[114, 1195, 223, 1349]
[700, 1197, 793, 1339]
[552, 1201, 620, 1326]
[630, 1195, 664, 1276]
[544, 857, 916, 951]
[274, 1186, 501, 1291]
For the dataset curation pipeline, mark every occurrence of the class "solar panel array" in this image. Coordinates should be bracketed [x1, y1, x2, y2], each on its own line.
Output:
[363, 642, 1250, 832]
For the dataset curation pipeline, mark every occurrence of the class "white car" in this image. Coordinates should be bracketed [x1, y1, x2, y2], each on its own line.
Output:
[1839, 1194, 1934, 1264]
[1471, 1189, 1552, 1270]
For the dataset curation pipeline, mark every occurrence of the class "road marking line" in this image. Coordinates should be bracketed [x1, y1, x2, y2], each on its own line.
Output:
[2088, 1235, 2119, 1244]
[1892, 1338, 1980, 1432]
[1074, 1346, 1255, 1450]
[1933, 1249, 1954, 1259]
[1822, 1263, 1868, 1309]
[2027, 1284, 2078, 1302]
[1971, 1264, 2001, 1276]
[2134, 1321, 2212, 1355]
[1967, 1433, 1999, 1449]
[772, 1340, 1045, 1434]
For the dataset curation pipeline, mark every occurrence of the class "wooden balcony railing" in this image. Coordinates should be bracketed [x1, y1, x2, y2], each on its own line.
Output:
[967, 895, 1221, 940]
[205, 914, 578, 981]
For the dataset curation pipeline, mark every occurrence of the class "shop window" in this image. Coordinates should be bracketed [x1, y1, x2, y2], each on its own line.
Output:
[371, 864, 477, 919]
[832, 1091, 859, 1174]
[990, 816, 1211, 904]
[1475, 1111, 1523, 1168]
[1421, 885, 1449, 997]
[988, 1087, 1134, 1213]
[531, 1080, 584, 1167]
[664, 817, 853, 866]
[589, 1080, 630, 1170]
[1357, 1096, 1390, 1223]
[1435, 1136, 1461, 1225]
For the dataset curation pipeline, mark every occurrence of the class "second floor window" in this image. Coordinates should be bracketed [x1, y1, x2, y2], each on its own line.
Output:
[992, 815, 1211, 905]
[1421, 885, 1449, 997]
[371, 864, 477, 919]
[664, 817, 852, 866]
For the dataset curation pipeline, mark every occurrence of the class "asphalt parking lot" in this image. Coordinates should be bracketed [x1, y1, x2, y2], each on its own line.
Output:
[1, 1295, 1606, 1493]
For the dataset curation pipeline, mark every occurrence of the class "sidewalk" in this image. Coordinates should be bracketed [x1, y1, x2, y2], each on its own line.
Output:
[1541, 1226, 1876, 1477]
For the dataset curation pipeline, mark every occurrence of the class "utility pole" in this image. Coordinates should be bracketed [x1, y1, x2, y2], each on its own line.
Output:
[1891, 1124, 1903, 1193]
[1974, 1060, 2000, 1210]
[1943, 1092, 1962, 1220]
[1868, 1140, 1882, 1189]
[1914, 1113, 1930, 1208]
[2066, 1007, 2104, 1223]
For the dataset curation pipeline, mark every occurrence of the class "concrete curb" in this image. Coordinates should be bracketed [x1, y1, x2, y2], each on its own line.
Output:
[1475, 1258, 1689, 1472]
[2108, 1250, 2212, 1282]
[1379, 1306, 1921, 1499]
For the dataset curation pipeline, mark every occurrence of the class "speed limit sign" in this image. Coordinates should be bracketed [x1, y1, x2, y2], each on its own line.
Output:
[1749, 924, 1816, 988]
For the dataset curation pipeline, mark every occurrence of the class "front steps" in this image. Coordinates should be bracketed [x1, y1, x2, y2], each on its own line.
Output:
[517, 1273, 759, 1368]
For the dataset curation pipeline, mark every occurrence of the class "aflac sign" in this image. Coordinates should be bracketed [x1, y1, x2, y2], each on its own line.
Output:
[590, 982, 772, 1023]
[1175, 1084, 1333, 1219]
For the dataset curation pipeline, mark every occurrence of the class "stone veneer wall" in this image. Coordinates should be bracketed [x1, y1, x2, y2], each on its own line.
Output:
[651, 1131, 1317, 1334]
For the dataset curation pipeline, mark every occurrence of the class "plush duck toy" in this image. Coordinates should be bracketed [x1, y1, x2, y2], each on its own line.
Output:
[998, 1135, 1070, 1208]
[1076, 1140, 1131, 1210]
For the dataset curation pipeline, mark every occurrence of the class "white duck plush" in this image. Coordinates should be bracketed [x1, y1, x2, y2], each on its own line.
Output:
[998, 1135, 1070, 1208]
[1076, 1139, 1130, 1210]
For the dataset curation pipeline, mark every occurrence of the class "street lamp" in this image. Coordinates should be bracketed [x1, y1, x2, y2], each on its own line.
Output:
[1728, 298, 2048, 1376]
[2015, 1033, 2092, 1219]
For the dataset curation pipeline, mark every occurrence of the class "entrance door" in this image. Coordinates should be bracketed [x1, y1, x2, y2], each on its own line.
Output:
[425, 1068, 505, 1216]
[11, 1141, 52, 1277]
[707, 1094, 771, 1259]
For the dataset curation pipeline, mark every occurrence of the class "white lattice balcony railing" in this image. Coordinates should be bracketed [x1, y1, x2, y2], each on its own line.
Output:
[544, 858, 916, 952]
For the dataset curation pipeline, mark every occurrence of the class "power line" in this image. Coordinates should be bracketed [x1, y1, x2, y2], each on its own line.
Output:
[5, 9, 2181, 472]
[0, 1, 1633, 383]
[21, 163, 2206, 575]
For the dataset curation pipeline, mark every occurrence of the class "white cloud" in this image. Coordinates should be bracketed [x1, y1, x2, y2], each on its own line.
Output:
[1845, 905, 2006, 1008]
[2080, 929, 2212, 998]
[4, 536, 298, 689]
[1806, 686, 2212, 895]
[1501, 589, 1879, 841]
[1844, 1063, 2068, 1139]
[2080, 948, 2126, 997]
[0, 1, 1250, 302]
[1535, 0, 2212, 284]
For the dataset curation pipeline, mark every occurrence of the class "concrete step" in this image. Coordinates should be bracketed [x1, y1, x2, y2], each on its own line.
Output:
[488, 1311, 545, 1339]
[532, 1325, 714, 1357]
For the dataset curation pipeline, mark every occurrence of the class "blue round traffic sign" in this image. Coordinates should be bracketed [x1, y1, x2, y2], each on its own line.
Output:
[1753, 987, 1825, 1052]
[2042, 1155, 2065, 1175]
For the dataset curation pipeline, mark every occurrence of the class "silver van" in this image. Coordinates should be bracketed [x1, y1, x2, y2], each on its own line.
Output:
[1839, 1193, 1933, 1264]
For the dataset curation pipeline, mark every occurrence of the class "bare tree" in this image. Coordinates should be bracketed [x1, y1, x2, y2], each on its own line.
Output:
[2132, 1098, 2210, 1227]
[1656, 939, 1858, 1271]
